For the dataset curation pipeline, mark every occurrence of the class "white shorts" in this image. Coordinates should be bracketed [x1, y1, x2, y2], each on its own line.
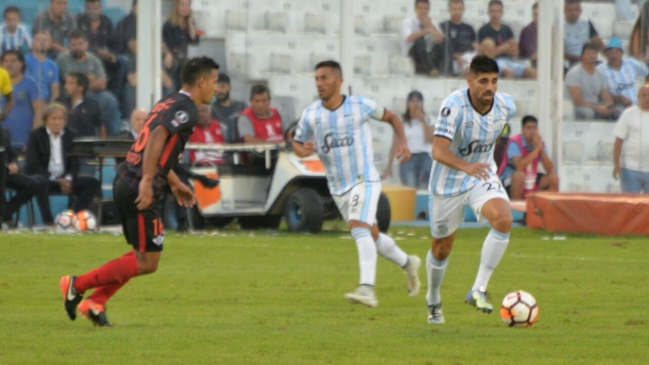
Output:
[429, 175, 509, 238]
[333, 181, 381, 225]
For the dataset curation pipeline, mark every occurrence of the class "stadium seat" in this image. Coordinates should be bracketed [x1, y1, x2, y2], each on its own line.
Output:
[581, 2, 614, 40]
[226, 10, 248, 31]
[304, 12, 326, 34]
[389, 55, 415, 77]
[383, 16, 404, 34]
[272, 95, 298, 125]
[562, 141, 584, 165]
[265, 12, 289, 33]
[355, 15, 367, 35]
[613, 21, 634, 40]
[269, 53, 293, 75]
[104, 7, 126, 26]
[354, 56, 372, 76]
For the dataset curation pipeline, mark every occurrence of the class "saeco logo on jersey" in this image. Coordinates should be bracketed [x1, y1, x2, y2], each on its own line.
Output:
[322, 133, 354, 153]
[459, 140, 494, 157]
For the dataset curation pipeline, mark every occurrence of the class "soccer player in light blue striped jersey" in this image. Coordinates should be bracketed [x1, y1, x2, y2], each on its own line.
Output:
[293, 60, 421, 308]
[426, 55, 516, 324]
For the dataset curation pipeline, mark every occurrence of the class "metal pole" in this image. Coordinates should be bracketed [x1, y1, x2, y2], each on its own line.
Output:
[537, 0, 554, 168]
[136, 0, 163, 110]
[340, 0, 355, 94]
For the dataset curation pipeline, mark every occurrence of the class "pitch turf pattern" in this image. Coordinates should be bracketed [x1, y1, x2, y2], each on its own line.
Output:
[1, 227, 648, 364]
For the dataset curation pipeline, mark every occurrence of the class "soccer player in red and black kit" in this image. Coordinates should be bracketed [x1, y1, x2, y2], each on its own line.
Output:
[59, 57, 219, 326]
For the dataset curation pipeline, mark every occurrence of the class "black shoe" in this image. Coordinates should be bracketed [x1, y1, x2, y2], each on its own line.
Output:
[78, 299, 113, 327]
[59, 276, 83, 320]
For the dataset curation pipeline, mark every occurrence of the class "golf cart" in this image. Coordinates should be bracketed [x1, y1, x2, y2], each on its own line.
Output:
[184, 142, 391, 233]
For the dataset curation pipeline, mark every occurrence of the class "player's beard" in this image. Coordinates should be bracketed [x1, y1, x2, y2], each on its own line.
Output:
[216, 91, 229, 102]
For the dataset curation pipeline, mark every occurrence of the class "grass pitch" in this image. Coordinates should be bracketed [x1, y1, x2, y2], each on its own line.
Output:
[0, 226, 647, 365]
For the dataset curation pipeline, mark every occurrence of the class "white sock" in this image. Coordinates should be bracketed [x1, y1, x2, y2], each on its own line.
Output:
[426, 249, 448, 306]
[351, 228, 377, 286]
[375, 233, 408, 267]
[472, 228, 510, 291]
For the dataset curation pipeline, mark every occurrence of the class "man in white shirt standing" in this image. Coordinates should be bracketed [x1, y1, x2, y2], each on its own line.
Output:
[613, 85, 649, 193]
[400, 0, 444, 76]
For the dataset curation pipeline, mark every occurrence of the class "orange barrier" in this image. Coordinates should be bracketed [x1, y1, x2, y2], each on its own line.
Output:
[526, 192, 649, 235]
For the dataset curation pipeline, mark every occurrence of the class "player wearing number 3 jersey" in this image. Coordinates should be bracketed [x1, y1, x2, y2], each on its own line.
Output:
[58, 57, 220, 326]
[425, 55, 516, 324]
[293, 60, 421, 308]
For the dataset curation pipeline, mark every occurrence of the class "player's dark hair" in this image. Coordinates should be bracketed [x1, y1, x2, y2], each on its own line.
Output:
[521, 115, 538, 127]
[448, 0, 464, 7]
[566, 0, 581, 5]
[532, 2, 538, 10]
[488, 0, 503, 9]
[3, 6, 20, 18]
[180, 56, 219, 86]
[315, 60, 343, 76]
[218, 72, 231, 84]
[1, 50, 26, 73]
[469, 55, 499, 75]
[85, 0, 100, 4]
[403, 90, 425, 126]
[250, 84, 270, 100]
[581, 41, 599, 56]
[69, 29, 87, 41]
[68, 71, 90, 94]
[415, 0, 430, 5]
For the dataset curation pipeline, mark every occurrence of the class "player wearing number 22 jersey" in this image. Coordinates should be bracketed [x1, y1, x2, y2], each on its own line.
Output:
[425, 55, 516, 325]
[59, 57, 219, 327]
[293, 60, 421, 309]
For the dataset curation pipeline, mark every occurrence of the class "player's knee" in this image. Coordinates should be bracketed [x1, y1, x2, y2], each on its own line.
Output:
[511, 171, 524, 183]
[432, 238, 452, 260]
[492, 213, 513, 233]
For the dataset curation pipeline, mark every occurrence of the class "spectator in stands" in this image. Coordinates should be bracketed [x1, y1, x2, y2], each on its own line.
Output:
[188, 104, 224, 165]
[77, 0, 125, 96]
[238, 85, 283, 143]
[26, 31, 60, 102]
[519, 2, 538, 68]
[25, 103, 101, 225]
[0, 6, 32, 54]
[59, 71, 104, 138]
[630, 1, 649, 64]
[566, 42, 617, 121]
[163, 0, 201, 90]
[438, 0, 477, 76]
[1, 127, 41, 227]
[116, 0, 137, 57]
[32, 0, 77, 60]
[383, 91, 433, 189]
[564, 0, 605, 68]
[478, 0, 536, 79]
[1, 50, 42, 150]
[613, 84, 649, 193]
[598, 37, 649, 115]
[400, 0, 445, 76]
[498, 115, 558, 200]
[212, 72, 245, 139]
[56, 30, 121, 136]
[120, 107, 146, 140]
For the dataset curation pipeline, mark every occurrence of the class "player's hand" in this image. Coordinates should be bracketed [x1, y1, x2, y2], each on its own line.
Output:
[613, 165, 621, 180]
[57, 178, 72, 194]
[382, 166, 392, 179]
[135, 179, 154, 210]
[296, 141, 316, 156]
[532, 134, 543, 152]
[595, 105, 613, 116]
[7, 162, 18, 175]
[463, 162, 491, 181]
[396, 143, 411, 163]
[171, 182, 196, 208]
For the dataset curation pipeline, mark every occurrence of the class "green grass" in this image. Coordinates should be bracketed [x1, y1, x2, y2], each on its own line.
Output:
[1, 226, 648, 365]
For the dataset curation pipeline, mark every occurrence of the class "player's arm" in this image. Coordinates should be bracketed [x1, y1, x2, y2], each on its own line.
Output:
[167, 169, 196, 208]
[135, 125, 169, 210]
[380, 109, 411, 163]
[292, 109, 315, 157]
[613, 137, 623, 180]
[539, 147, 554, 175]
[432, 136, 486, 180]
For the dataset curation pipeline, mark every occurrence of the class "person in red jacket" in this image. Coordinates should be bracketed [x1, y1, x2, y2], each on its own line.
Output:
[188, 103, 224, 164]
[237, 84, 283, 143]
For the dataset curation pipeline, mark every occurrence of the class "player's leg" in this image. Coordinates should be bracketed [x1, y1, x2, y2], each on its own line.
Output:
[371, 223, 421, 297]
[538, 173, 559, 192]
[426, 194, 465, 324]
[334, 187, 378, 307]
[466, 178, 512, 313]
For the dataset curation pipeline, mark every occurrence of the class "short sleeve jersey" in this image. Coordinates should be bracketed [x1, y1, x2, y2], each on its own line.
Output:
[294, 95, 384, 195]
[430, 88, 516, 196]
[118, 92, 198, 196]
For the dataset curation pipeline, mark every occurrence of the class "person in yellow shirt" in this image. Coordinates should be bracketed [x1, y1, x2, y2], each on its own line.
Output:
[0, 66, 14, 120]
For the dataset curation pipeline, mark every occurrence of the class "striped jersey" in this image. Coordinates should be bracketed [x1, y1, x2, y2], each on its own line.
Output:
[0, 24, 32, 53]
[295, 95, 384, 195]
[430, 88, 516, 196]
[597, 58, 649, 105]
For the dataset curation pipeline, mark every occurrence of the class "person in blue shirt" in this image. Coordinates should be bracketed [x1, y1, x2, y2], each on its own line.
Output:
[25, 31, 61, 103]
[0, 6, 32, 54]
[1, 50, 42, 150]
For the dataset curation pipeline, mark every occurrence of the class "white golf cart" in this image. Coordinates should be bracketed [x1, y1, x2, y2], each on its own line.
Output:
[184, 142, 391, 233]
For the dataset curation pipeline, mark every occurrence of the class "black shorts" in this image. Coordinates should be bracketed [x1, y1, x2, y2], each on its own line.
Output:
[113, 175, 164, 252]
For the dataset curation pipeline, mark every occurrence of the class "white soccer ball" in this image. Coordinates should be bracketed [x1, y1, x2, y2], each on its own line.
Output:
[72, 210, 98, 232]
[55, 210, 77, 232]
[500, 290, 539, 327]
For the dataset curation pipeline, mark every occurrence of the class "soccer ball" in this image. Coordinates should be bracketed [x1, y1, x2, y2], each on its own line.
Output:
[55, 210, 77, 232]
[500, 290, 539, 327]
[72, 210, 98, 232]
